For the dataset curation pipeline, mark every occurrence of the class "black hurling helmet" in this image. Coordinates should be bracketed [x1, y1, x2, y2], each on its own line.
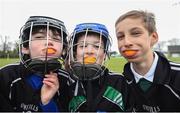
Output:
[68, 23, 112, 80]
[19, 16, 68, 75]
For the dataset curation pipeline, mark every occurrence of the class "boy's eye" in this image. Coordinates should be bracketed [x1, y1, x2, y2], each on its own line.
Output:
[51, 33, 62, 41]
[77, 42, 103, 49]
[93, 43, 102, 49]
[94, 45, 100, 48]
[32, 33, 45, 40]
[79, 45, 84, 48]
[33, 35, 45, 39]
[131, 30, 142, 36]
[78, 43, 86, 48]
[52, 36, 62, 42]
[132, 31, 140, 34]
[117, 34, 124, 40]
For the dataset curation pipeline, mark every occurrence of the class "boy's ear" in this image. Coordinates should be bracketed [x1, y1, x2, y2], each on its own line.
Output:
[150, 32, 159, 47]
[22, 47, 30, 54]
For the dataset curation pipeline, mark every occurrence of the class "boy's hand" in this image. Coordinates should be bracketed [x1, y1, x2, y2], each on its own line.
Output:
[41, 72, 59, 105]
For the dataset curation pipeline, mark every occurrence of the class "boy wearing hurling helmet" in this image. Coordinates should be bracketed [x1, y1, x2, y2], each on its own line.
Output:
[0, 16, 70, 112]
[66, 23, 128, 112]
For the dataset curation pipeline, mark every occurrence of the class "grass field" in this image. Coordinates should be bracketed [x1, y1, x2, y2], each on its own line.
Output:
[0, 57, 180, 73]
[0, 58, 20, 68]
[167, 57, 180, 63]
[106, 57, 127, 73]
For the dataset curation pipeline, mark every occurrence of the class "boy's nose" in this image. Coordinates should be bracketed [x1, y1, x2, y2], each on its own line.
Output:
[48, 41, 53, 46]
[85, 45, 95, 55]
[45, 39, 53, 46]
[123, 37, 133, 47]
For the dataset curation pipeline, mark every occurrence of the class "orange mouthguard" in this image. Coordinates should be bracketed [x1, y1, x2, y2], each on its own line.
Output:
[47, 48, 56, 54]
[84, 57, 96, 64]
[124, 50, 137, 57]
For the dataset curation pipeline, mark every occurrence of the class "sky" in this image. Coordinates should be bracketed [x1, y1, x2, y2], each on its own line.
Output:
[0, 0, 180, 52]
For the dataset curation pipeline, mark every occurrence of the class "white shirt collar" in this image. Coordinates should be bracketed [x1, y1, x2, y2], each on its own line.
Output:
[130, 52, 159, 83]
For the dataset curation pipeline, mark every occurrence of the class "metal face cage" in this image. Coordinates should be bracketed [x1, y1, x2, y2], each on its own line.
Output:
[68, 23, 112, 80]
[19, 16, 68, 75]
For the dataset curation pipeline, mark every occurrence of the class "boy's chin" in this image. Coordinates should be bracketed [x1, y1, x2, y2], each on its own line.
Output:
[126, 58, 140, 63]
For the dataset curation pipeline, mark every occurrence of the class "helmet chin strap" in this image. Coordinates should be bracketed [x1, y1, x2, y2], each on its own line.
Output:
[70, 62, 104, 81]
[27, 58, 62, 76]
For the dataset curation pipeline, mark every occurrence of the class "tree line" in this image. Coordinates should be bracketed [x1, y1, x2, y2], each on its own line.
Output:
[0, 35, 19, 58]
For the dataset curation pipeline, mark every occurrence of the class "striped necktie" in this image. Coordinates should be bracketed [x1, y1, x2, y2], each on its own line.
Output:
[138, 78, 152, 92]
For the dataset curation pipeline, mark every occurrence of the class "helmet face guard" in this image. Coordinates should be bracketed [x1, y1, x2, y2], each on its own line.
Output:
[19, 16, 68, 75]
[68, 23, 112, 81]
